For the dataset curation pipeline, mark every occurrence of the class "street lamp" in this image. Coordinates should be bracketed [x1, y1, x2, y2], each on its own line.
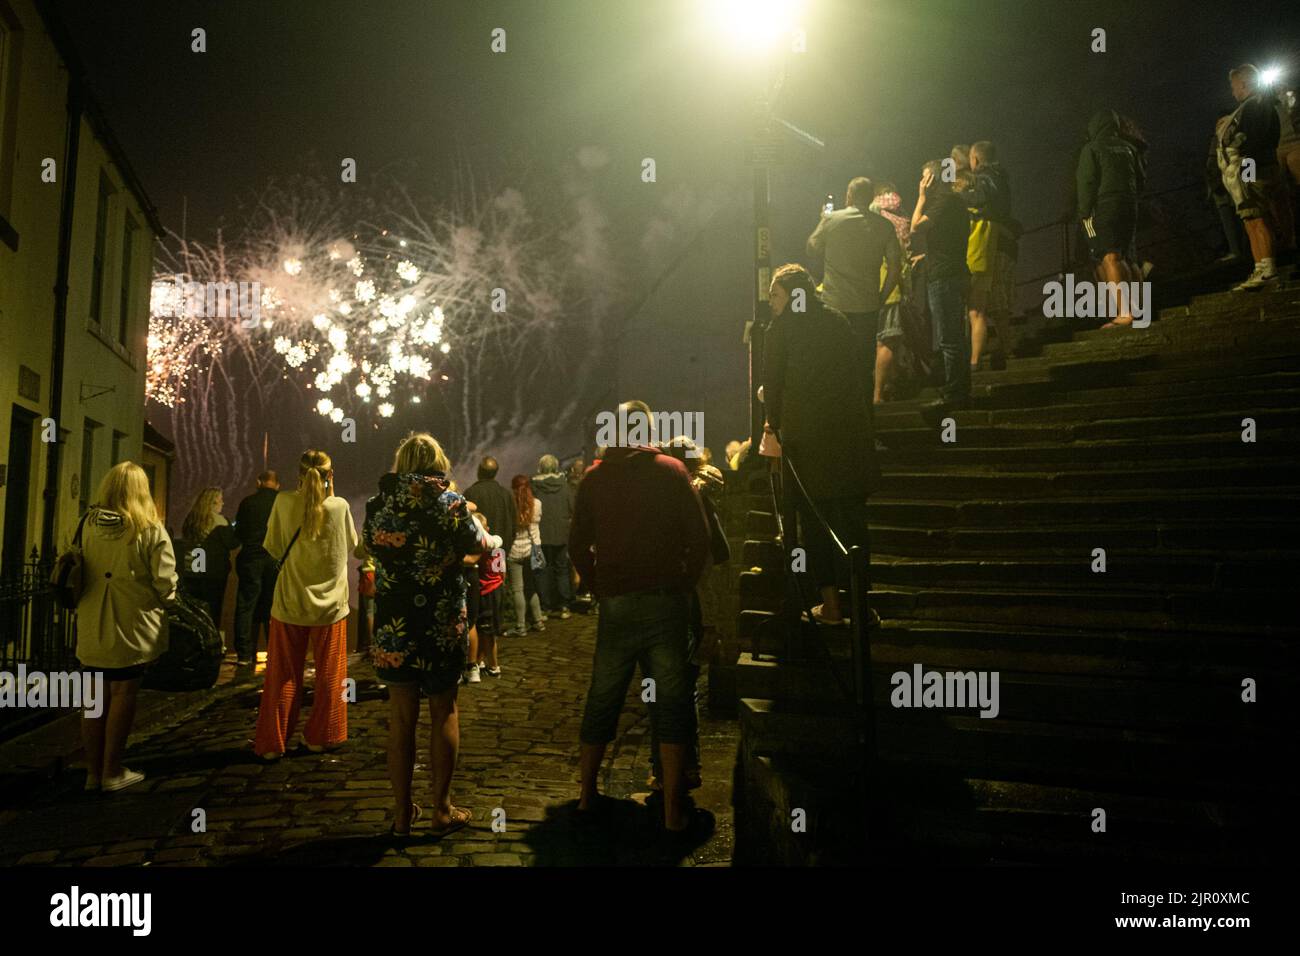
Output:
[696, 0, 809, 453]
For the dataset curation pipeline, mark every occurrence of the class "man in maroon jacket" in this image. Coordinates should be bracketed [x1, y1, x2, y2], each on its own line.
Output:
[570, 401, 711, 833]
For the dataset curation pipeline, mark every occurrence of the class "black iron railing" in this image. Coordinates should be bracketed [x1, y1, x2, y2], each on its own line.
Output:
[0, 548, 78, 682]
[769, 449, 879, 797]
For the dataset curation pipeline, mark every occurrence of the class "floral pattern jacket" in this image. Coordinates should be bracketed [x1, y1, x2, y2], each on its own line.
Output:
[362, 472, 486, 672]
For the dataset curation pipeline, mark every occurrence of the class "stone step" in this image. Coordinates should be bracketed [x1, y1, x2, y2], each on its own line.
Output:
[738, 697, 1277, 795]
[880, 439, 1297, 470]
[875, 461, 1297, 498]
[867, 490, 1300, 530]
[736, 653, 1292, 731]
[868, 586, 1291, 632]
[880, 409, 1300, 446]
[739, 753, 1270, 864]
[867, 552, 1296, 594]
[863, 520, 1300, 556]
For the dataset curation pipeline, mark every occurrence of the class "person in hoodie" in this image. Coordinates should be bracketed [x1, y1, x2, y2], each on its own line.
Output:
[77, 461, 179, 793]
[1076, 109, 1144, 326]
[763, 264, 878, 626]
[531, 455, 574, 619]
[570, 401, 711, 834]
[363, 432, 499, 838]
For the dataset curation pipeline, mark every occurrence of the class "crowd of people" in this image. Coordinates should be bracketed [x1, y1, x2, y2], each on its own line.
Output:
[70, 415, 727, 837]
[63, 62, 1300, 837]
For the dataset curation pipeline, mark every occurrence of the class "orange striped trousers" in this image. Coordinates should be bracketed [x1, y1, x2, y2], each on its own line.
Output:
[253, 616, 348, 755]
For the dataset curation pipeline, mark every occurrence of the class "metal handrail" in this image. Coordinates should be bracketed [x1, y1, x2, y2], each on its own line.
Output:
[772, 447, 879, 789]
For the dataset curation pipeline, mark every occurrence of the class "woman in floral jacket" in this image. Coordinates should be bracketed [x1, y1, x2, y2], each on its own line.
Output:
[362, 432, 498, 838]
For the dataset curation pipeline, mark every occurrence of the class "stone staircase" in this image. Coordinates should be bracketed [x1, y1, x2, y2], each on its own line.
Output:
[727, 276, 1300, 865]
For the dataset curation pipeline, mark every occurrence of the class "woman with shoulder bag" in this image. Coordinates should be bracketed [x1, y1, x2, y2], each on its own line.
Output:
[253, 449, 358, 759]
[77, 462, 179, 793]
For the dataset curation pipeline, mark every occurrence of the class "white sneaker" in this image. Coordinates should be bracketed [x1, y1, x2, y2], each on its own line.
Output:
[1234, 267, 1277, 291]
[560, 609, 571, 620]
[466, 664, 482, 684]
[101, 768, 145, 792]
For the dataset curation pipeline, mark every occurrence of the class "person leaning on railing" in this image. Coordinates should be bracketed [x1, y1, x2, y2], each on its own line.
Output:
[762, 263, 879, 627]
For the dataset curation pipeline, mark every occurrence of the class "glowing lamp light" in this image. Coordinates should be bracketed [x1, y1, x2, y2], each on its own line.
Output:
[699, 0, 806, 55]
[1260, 65, 1283, 87]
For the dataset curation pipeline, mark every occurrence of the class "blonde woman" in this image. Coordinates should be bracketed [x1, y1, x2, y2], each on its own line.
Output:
[253, 450, 358, 759]
[176, 487, 240, 630]
[78, 462, 178, 792]
[364, 432, 497, 837]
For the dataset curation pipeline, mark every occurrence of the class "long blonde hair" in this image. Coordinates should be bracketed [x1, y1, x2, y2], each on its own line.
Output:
[297, 449, 333, 539]
[393, 432, 450, 475]
[182, 487, 222, 542]
[94, 462, 159, 539]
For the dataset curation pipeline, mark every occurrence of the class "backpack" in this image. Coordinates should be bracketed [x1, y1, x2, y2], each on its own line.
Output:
[143, 592, 225, 691]
[50, 512, 91, 610]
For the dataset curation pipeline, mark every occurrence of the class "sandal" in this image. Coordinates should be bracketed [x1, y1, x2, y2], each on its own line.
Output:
[390, 803, 423, 838]
[426, 805, 471, 839]
[1100, 318, 1133, 330]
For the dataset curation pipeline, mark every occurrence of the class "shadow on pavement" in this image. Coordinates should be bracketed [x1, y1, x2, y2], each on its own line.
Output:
[521, 797, 716, 866]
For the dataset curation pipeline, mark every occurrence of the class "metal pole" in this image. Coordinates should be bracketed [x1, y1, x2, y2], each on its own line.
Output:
[750, 164, 771, 451]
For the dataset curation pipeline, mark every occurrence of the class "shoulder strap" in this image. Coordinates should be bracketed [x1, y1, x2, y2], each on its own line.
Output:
[72, 510, 91, 547]
[280, 527, 302, 567]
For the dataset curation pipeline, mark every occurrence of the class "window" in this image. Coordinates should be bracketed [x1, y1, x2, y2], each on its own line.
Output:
[90, 171, 113, 326]
[118, 214, 137, 345]
[80, 419, 100, 514]
[0, 4, 22, 228]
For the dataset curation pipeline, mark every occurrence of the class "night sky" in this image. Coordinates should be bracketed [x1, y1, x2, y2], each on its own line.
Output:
[47, 0, 1300, 505]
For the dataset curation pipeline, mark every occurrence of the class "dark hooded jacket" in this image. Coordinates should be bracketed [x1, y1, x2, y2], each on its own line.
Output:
[530, 471, 573, 546]
[762, 295, 878, 499]
[1076, 110, 1144, 217]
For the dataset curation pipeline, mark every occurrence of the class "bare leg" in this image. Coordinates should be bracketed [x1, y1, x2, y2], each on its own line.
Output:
[102, 679, 140, 778]
[1100, 252, 1132, 324]
[386, 684, 418, 832]
[579, 742, 606, 809]
[481, 629, 497, 670]
[660, 742, 689, 831]
[874, 342, 894, 403]
[427, 687, 460, 827]
[466, 624, 479, 668]
[969, 307, 989, 367]
[81, 680, 110, 781]
[1244, 217, 1275, 263]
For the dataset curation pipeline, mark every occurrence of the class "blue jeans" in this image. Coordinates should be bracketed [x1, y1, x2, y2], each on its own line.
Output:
[928, 275, 970, 402]
[538, 543, 573, 611]
[579, 588, 693, 746]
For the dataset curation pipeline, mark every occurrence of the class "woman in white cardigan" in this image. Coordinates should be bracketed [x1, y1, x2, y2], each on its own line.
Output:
[504, 474, 546, 637]
[77, 461, 179, 793]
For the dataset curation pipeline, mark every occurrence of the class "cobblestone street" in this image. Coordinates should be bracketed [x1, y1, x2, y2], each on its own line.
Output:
[0, 612, 736, 867]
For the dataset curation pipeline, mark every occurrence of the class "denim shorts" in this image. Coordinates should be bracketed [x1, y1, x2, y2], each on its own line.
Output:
[579, 587, 693, 746]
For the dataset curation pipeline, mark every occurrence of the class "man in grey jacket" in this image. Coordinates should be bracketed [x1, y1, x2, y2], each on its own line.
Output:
[806, 176, 901, 404]
[531, 455, 574, 618]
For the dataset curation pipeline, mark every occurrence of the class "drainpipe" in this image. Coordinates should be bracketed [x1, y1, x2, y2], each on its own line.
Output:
[40, 78, 83, 560]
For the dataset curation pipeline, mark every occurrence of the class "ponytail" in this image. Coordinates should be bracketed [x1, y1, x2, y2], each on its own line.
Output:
[298, 449, 332, 539]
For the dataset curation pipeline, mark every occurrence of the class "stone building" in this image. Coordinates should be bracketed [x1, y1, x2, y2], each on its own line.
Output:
[0, 0, 164, 576]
